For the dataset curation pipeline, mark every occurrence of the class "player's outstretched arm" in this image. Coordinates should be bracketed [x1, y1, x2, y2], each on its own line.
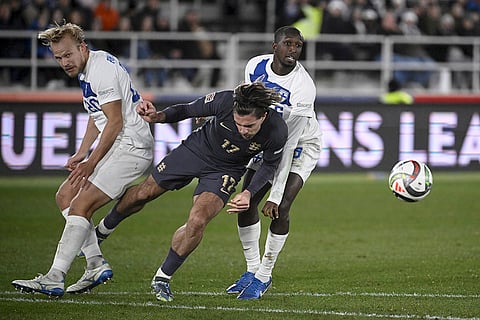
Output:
[136, 100, 166, 123]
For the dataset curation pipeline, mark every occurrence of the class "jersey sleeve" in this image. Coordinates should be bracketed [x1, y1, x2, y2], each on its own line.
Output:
[289, 79, 316, 118]
[266, 114, 308, 204]
[163, 91, 232, 123]
[245, 115, 288, 196]
[92, 56, 123, 106]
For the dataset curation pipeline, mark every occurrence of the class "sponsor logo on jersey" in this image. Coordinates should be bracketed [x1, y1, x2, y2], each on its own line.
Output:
[297, 103, 311, 109]
[219, 122, 232, 131]
[99, 87, 115, 96]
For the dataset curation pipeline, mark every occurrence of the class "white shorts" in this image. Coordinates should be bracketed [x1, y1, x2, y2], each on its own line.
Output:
[247, 140, 322, 183]
[88, 140, 153, 199]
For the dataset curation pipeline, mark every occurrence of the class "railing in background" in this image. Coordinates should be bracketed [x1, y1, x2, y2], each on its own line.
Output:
[0, 30, 479, 96]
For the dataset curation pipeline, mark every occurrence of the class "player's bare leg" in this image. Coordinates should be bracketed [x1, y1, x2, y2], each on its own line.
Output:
[96, 175, 168, 238]
[237, 173, 303, 300]
[152, 192, 224, 302]
[12, 182, 112, 297]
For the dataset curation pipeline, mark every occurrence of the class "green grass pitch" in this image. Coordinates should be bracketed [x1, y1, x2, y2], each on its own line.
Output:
[0, 172, 479, 320]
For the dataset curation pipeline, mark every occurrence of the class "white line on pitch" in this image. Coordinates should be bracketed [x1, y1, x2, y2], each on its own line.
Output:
[0, 296, 478, 320]
[2, 290, 479, 299]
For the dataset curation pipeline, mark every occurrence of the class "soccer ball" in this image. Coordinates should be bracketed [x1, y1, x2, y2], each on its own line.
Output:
[388, 160, 433, 202]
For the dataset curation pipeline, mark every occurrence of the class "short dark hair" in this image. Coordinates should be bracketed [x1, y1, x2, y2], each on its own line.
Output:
[274, 26, 304, 43]
[233, 82, 281, 118]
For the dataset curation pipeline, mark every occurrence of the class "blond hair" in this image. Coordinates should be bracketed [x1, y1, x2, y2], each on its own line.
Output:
[38, 22, 86, 47]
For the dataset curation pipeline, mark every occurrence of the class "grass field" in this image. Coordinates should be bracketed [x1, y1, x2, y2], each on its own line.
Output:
[0, 172, 479, 320]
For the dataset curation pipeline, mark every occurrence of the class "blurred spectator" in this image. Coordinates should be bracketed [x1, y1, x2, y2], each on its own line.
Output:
[353, 8, 380, 60]
[320, 0, 356, 60]
[418, 2, 442, 36]
[378, 9, 402, 35]
[109, 16, 133, 59]
[137, 15, 168, 87]
[380, 78, 414, 104]
[392, 10, 436, 88]
[290, 0, 323, 40]
[52, 0, 73, 23]
[0, 0, 29, 86]
[132, 0, 161, 31]
[449, 1, 465, 34]
[22, 0, 49, 28]
[178, 9, 221, 87]
[94, 0, 119, 31]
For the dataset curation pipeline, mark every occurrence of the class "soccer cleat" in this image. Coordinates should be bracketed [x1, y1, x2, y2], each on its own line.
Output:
[66, 261, 113, 294]
[226, 271, 255, 294]
[151, 276, 174, 302]
[78, 227, 109, 258]
[237, 277, 272, 300]
[11, 274, 64, 297]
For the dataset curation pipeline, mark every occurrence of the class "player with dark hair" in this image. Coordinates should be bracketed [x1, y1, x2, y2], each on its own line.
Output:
[90, 81, 288, 301]
[225, 26, 323, 300]
[11, 22, 154, 296]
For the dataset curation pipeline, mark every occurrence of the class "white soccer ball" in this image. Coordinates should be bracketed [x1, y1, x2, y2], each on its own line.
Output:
[388, 159, 433, 202]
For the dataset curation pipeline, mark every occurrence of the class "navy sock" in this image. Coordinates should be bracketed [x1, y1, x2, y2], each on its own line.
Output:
[161, 248, 187, 277]
[103, 204, 128, 230]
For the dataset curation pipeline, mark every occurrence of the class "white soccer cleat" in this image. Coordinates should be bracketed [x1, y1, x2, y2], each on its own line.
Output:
[12, 274, 64, 297]
[66, 261, 113, 294]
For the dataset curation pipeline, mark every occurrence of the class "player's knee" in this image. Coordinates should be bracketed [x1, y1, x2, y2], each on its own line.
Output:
[55, 187, 70, 210]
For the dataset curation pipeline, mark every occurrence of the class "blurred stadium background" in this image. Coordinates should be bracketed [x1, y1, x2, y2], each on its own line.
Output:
[1, 0, 479, 175]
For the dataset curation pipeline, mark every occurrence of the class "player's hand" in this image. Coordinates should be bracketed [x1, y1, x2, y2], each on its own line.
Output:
[262, 201, 279, 220]
[136, 100, 158, 122]
[68, 160, 94, 189]
[65, 153, 86, 171]
[226, 190, 251, 214]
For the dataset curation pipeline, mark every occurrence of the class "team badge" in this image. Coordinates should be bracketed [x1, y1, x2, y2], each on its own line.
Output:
[248, 142, 262, 153]
[157, 162, 166, 172]
[204, 92, 216, 103]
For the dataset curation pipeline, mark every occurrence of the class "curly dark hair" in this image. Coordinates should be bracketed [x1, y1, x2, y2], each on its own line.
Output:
[233, 82, 282, 118]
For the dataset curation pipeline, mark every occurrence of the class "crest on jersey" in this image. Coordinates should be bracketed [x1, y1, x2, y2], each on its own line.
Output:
[157, 162, 166, 172]
[248, 142, 262, 153]
[204, 92, 216, 103]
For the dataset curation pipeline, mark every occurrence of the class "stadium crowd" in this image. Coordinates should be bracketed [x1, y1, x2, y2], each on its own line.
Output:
[1, 0, 479, 89]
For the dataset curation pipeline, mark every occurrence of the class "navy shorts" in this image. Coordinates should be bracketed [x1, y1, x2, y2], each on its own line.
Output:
[151, 144, 245, 204]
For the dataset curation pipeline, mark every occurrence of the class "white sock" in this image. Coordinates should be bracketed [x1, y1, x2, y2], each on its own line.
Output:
[97, 219, 115, 236]
[255, 229, 288, 283]
[238, 221, 261, 274]
[83, 220, 105, 269]
[155, 267, 171, 280]
[61, 207, 69, 219]
[49, 215, 90, 277]
[61, 207, 101, 265]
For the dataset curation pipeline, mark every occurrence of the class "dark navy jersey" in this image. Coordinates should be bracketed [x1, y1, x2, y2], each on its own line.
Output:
[162, 90, 288, 195]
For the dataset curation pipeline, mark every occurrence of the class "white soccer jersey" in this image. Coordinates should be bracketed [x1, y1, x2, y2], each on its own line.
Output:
[245, 54, 323, 204]
[78, 50, 153, 148]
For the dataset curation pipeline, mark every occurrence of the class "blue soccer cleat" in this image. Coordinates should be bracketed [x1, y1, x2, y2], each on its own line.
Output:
[237, 277, 272, 300]
[151, 276, 174, 302]
[226, 271, 255, 294]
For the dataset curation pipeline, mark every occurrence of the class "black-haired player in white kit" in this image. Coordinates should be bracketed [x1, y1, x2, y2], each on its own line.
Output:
[90, 82, 288, 302]
[226, 26, 323, 300]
